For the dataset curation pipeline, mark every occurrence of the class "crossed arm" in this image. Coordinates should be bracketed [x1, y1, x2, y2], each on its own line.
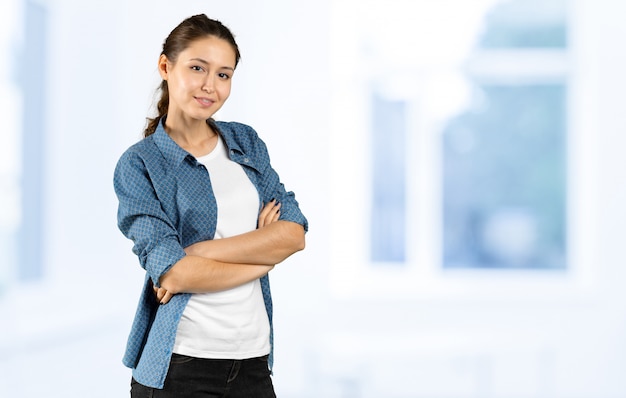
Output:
[155, 200, 305, 304]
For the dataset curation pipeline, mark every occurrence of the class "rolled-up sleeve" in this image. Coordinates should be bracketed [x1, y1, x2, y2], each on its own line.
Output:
[114, 151, 186, 286]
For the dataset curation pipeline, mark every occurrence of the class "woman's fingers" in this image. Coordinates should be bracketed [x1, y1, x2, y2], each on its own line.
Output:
[258, 199, 276, 218]
[258, 199, 281, 228]
[153, 285, 173, 304]
[156, 287, 165, 302]
[160, 290, 174, 305]
[271, 204, 281, 223]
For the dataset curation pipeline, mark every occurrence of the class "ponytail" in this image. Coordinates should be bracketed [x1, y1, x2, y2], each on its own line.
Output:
[144, 81, 169, 137]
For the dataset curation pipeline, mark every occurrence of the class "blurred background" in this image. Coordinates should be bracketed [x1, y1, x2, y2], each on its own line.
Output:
[1, 0, 625, 396]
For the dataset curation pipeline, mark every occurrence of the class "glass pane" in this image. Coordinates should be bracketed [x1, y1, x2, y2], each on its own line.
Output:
[441, 0, 568, 270]
[479, 0, 568, 48]
[442, 84, 567, 269]
[17, 0, 48, 280]
[0, 0, 22, 289]
[370, 91, 406, 263]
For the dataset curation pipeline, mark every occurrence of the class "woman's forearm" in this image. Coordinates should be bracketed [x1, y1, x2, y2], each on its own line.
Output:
[186, 220, 305, 265]
[159, 255, 274, 294]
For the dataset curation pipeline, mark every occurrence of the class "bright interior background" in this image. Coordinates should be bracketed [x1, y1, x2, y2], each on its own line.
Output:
[1, 0, 626, 397]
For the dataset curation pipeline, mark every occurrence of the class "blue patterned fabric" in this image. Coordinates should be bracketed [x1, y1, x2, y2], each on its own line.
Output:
[114, 120, 308, 389]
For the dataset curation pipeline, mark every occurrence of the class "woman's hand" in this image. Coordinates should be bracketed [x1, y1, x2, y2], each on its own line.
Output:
[258, 199, 281, 228]
[153, 283, 175, 305]
[168, 199, 297, 292]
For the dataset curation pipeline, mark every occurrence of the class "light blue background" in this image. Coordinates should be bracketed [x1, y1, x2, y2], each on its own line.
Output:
[1, 0, 625, 397]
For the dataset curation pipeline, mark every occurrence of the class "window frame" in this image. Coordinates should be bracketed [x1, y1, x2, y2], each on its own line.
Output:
[328, 0, 598, 301]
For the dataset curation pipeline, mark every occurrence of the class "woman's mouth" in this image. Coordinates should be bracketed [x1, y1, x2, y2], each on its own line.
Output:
[195, 97, 214, 107]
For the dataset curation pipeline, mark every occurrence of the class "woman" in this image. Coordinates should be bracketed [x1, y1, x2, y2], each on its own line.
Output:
[114, 14, 308, 397]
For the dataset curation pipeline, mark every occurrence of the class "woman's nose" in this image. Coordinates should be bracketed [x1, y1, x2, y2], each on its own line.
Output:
[202, 77, 215, 93]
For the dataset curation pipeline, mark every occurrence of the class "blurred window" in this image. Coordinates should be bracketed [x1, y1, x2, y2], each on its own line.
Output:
[0, 0, 47, 289]
[441, 0, 568, 269]
[368, 0, 569, 270]
[0, 0, 21, 289]
[370, 92, 407, 263]
[17, 0, 48, 280]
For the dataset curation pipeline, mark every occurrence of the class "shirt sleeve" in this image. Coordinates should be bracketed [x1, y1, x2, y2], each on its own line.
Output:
[113, 150, 186, 287]
[252, 132, 309, 233]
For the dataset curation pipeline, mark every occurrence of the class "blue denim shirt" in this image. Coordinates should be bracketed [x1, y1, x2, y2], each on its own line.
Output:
[114, 120, 308, 389]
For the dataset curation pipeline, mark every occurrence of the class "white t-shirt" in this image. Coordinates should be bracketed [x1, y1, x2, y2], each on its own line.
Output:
[172, 134, 270, 359]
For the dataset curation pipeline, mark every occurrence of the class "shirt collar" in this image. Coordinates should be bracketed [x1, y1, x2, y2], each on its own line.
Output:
[212, 120, 244, 155]
[151, 118, 249, 167]
[151, 118, 195, 167]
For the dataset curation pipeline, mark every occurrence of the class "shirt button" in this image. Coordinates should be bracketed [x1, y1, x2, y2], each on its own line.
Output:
[244, 158, 250, 163]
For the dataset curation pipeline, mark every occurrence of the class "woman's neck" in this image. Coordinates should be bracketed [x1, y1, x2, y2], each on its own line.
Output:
[164, 115, 218, 157]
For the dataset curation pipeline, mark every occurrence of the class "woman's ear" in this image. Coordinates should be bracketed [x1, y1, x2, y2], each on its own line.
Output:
[158, 54, 170, 80]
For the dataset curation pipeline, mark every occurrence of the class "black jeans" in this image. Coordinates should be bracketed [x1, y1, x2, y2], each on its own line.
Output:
[130, 354, 276, 398]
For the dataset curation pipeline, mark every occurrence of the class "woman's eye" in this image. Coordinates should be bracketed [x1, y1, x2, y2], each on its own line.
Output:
[218, 72, 231, 80]
[191, 66, 204, 72]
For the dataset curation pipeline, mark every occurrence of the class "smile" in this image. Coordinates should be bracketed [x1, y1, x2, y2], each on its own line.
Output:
[195, 97, 214, 107]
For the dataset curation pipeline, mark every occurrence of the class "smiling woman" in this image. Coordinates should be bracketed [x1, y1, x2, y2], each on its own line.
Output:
[113, 14, 307, 398]
[143, 15, 241, 141]
[157, 36, 236, 152]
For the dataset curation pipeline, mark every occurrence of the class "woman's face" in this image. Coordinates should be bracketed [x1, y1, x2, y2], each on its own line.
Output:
[159, 36, 236, 123]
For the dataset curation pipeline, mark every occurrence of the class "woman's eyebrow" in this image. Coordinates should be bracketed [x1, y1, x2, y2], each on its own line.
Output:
[189, 58, 234, 71]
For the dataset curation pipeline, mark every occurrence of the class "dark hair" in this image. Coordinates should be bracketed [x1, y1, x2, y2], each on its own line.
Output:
[144, 14, 241, 137]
